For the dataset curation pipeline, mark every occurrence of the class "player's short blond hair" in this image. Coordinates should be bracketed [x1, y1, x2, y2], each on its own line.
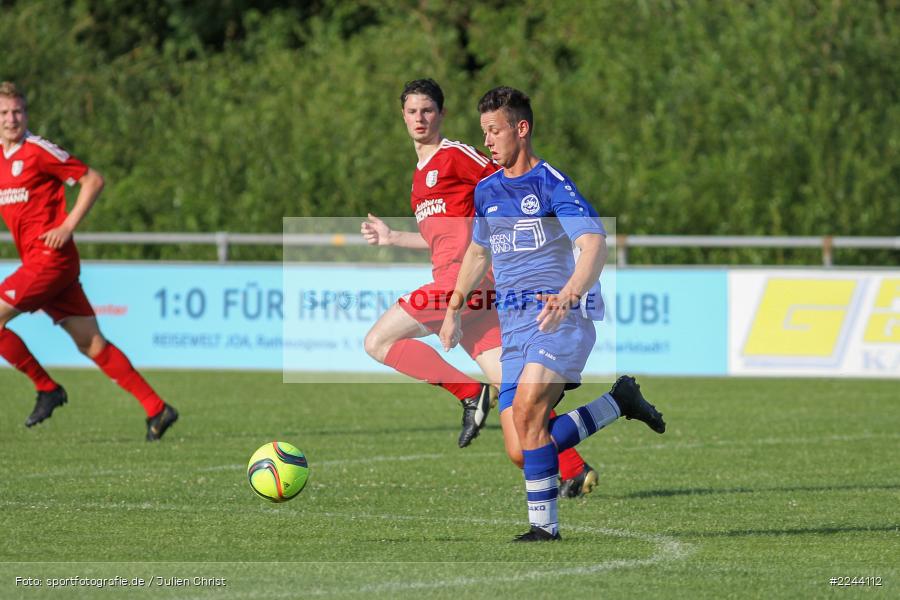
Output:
[0, 81, 27, 107]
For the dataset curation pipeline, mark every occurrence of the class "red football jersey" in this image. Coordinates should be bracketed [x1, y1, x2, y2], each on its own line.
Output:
[0, 132, 87, 266]
[411, 138, 498, 282]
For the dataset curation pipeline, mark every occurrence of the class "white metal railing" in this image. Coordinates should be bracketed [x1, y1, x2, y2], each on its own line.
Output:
[1, 232, 897, 265]
[613, 235, 900, 267]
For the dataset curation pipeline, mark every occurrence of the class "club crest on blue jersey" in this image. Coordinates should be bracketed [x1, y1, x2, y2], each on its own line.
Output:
[521, 194, 540, 215]
[426, 169, 439, 188]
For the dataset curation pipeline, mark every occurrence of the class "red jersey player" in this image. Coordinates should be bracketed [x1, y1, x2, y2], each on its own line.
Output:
[361, 79, 598, 496]
[0, 81, 178, 440]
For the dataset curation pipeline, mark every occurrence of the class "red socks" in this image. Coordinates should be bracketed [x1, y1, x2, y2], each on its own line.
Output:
[384, 339, 482, 401]
[550, 409, 587, 480]
[92, 343, 165, 417]
[558, 447, 586, 481]
[0, 328, 58, 392]
[0, 332, 165, 418]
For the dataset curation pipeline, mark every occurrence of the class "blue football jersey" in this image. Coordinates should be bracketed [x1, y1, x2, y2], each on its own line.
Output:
[473, 161, 606, 330]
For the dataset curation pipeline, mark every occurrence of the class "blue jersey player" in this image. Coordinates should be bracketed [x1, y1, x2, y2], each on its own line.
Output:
[440, 87, 666, 542]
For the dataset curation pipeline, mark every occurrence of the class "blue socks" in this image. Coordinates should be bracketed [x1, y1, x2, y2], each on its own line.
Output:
[522, 443, 559, 536]
[520, 393, 622, 536]
[549, 392, 621, 451]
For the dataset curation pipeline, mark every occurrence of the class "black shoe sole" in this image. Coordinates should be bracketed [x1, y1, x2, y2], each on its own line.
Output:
[513, 529, 562, 542]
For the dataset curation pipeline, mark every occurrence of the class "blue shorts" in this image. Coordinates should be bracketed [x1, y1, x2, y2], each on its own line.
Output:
[497, 316, 596, 413]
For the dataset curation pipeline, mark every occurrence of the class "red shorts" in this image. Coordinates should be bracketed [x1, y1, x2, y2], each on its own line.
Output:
[0, 263, 95, 323]
[398, 281, 501, 359]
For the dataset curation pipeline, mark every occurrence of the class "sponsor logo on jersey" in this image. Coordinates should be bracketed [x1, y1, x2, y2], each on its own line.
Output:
[513, 218, 546, 251]
[489, 219, 547, 255]
[414, 198, 446, 222]
[426, 169, 439, 188]
[521, 194, 540, 215]
[489, 232, 513, 254]
[11, 160, 23, 177]
[0, 187, 29, 206]
[486, 205, 498, 214]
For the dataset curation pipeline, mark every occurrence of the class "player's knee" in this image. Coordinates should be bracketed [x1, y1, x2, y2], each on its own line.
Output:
[512, 402, 544, 441]
[507, 449, 524, 469]
[512, 399, 540, 424]
[362, 329, 386, 362]
[511, 408, 532, 437]
[0, 306, 17, 327]
[89, 337, 108, 358]
[73, 337, 89, 355]
[77, 335, 107, 358]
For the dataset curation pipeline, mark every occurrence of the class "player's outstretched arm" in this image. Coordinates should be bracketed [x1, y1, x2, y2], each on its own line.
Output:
[360, 213, 429, 249]
[536, 233, 607, 332]
[39, 168, 105, 249]
[439, 241, 491, 351]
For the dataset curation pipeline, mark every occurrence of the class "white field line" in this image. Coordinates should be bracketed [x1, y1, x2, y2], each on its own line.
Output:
[50, 513, 690, 600]
[304, 513, 694, 597]
[181, 513, 692, 599]
[11, 431, 898, 481]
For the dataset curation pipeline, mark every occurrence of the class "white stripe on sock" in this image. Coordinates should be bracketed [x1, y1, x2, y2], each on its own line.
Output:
[569, 409, 589, 441]
[604, 392, 622, 418]
[584, 393, 620, 431]
[525, 475, 558, 492]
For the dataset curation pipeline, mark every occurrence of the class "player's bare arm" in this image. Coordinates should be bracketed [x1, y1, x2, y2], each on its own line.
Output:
[536, 233, 607, 333]
[39, 168, 105, 249]
[439, 240, 491, 351]
[360, 213, 429, 249]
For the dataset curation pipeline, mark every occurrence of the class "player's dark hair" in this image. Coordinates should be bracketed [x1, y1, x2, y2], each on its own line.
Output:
[477, 86, 533, 130]
[400, 79, 444, 111]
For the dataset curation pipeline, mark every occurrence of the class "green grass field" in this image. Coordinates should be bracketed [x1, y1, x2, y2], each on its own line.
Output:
[1, 369, 897, 599]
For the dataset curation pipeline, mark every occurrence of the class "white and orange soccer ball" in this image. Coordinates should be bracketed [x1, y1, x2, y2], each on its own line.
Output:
[247, 441, 310, 502]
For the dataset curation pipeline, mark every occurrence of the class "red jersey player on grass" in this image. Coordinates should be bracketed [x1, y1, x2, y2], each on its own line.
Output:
[0, 81, 178, 441]
[360, 79, 597, 496]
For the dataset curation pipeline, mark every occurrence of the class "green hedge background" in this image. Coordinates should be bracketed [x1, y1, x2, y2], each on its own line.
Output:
[1, 0, 897, 264]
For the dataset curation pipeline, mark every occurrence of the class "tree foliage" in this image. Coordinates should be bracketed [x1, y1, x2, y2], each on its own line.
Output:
[1, 0, 897, 263]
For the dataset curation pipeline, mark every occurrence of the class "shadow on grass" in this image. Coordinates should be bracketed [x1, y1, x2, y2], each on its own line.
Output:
[621, 483, 900, 499]
[680, 524, 899, 538]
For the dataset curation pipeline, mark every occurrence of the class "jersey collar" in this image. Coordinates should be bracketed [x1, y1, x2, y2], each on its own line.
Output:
[2, 130, 29, 160]
[416, 137, 447, 170]
[500, 158, 544, 181]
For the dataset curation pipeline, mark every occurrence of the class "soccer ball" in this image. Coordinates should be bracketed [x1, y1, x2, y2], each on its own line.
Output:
[247, 441, 310, 502]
